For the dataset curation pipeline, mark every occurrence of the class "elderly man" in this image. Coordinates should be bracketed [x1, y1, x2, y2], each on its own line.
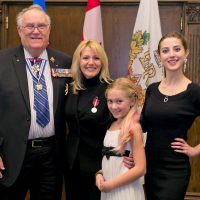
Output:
[0, 5, 71, 200]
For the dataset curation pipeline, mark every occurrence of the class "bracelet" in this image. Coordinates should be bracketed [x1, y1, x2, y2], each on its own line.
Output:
[95, 169, 103, 176]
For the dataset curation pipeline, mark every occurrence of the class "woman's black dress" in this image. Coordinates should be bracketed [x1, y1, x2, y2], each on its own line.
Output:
[141, 82, 200, 200]
[64, 76, 111, 200]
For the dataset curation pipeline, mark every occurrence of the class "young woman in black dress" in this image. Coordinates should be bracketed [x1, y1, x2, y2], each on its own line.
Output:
[141, 32, 200, 200]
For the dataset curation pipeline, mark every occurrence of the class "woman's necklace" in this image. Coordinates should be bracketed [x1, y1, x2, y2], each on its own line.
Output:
[161, 80, 178, 103]
[161, 76, 188, 103]
[163, 96, 168, 103]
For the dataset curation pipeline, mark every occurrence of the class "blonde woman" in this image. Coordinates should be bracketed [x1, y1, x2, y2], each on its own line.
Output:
[64, 41, 133, 200]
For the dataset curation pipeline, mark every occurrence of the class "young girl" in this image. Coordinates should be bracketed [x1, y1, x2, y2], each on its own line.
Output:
[96, 77, 146, 200]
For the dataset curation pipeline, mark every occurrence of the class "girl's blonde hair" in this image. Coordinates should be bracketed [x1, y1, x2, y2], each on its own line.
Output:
[71, 40, 112, 94]
[105, 77, 139, 154]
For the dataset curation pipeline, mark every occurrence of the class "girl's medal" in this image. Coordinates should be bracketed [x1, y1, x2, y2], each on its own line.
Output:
[91, 97, 99, 113]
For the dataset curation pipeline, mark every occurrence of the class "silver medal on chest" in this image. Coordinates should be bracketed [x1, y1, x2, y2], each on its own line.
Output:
[35, 83, 43, 91]
[91, 107, 97, 113]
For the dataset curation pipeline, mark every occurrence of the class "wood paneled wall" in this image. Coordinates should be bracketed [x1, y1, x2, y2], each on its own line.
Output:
[0, 1, 199, 199]
[184, 3, 200, 197]
[0, 1, 183, 78]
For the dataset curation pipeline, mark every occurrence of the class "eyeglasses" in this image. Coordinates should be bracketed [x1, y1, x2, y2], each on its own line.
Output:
[22, 24, 49, 32]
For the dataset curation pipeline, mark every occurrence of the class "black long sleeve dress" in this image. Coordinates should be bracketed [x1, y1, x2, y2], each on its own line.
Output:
[64, 76, 111, 200]
[141, 82, 200, 200]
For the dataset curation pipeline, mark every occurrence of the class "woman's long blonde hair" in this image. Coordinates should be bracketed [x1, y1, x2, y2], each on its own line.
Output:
[105, 77, 140, 154]
[71, 40, 112, 94]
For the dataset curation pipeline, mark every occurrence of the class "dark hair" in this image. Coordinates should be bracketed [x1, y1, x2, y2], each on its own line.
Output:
[157, 32, 188, 55]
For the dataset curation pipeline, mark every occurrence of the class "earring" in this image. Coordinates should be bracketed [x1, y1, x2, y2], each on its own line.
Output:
[183, 58, 187, 73]
[159, 62, 166, 77]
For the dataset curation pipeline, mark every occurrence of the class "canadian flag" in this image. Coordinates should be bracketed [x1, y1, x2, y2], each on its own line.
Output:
[82, 0, 104, 47]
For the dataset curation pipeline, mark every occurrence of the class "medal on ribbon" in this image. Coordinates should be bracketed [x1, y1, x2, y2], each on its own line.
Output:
[26, 58, 47, 91]
[91, 97, 99, 113]
[35, 83, 43, 91]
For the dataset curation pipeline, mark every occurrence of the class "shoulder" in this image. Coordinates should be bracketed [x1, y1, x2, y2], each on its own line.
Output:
[94, 81, 109, 93]
[185, 83, 200, 114]
[47, 47, 72, 69]
[131, 122, 142, 133]
[0, 46, 25, 66]
[189, 82, 200, 91]
[130, 123, 143, 144]
[146, 81, 159, 92]
[144, 82, 160, 98]
[101, 81, 110, 88]
[47, 47, 70, 58]
[0, 46, 22, 57]
[47, 48, 72, 61]
[188, 82, 200, 100]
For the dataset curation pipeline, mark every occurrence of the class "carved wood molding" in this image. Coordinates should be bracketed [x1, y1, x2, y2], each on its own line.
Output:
[185, 192, 200, 199]
[186, 4, 200, 23]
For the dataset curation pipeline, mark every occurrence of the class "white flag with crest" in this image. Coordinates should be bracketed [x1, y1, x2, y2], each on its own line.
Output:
[128, 0, 163, 106]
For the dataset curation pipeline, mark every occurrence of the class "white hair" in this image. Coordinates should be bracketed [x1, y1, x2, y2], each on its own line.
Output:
[16, 4, 51, 27]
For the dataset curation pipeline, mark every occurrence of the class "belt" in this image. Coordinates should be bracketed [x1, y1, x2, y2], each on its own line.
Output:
[27, 136, 55, 148]
[102, 146, 130, 160]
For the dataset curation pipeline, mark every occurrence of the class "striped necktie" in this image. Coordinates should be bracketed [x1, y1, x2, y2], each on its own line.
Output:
[30, 58, 50, 128]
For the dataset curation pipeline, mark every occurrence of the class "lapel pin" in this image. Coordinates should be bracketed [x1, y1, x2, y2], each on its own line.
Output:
[50, 57, 55, 63]
[65, 83, 69, 95]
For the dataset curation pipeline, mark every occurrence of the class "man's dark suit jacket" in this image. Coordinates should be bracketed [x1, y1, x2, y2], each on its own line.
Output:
[0, 45, 71, 187]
